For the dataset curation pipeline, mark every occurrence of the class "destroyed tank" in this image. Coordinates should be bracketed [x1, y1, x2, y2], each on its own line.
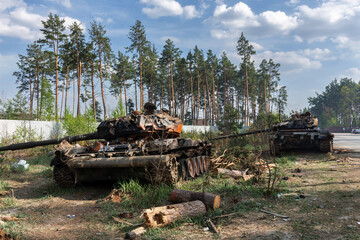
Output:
[0, 103, 211, 186]
[269, 112, 334, 155]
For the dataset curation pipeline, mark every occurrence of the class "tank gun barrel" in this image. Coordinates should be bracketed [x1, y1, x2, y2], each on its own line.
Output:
[0, 132, 99, 152]
[211, 128, 272, 141]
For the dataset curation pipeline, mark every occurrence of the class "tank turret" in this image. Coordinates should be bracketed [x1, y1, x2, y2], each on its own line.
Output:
[273, 112, 319, 130]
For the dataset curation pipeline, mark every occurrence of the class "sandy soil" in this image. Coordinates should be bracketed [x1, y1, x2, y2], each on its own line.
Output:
[1, 152, 359, 239]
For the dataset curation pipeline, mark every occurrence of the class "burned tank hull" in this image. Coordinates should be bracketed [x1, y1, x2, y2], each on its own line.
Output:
[0, 103, 212, 186]
[269, 112, 333, 155]
[269, 129, 333, 155]
[51, 138, 211, 186]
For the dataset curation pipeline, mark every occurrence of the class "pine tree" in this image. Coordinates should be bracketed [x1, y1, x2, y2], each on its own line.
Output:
[68, 22, 86, 116]
[160, 39, 181, 114]
[89, 21, 112, 119]
[40, 13, 67, 120]
[236, 33, 256, 126]
[110, 51, 134, 114]
[127, 20, 149, 109]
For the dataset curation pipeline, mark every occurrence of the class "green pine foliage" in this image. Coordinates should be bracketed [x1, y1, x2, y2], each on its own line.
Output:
[308, 78, 359, 128]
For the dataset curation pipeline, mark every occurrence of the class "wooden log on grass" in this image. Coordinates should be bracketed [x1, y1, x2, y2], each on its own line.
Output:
[143, 200, 206, 228]
[125, 226, 146, 239]
[169, 188, 220, 210]
[213, 168, 254, 181]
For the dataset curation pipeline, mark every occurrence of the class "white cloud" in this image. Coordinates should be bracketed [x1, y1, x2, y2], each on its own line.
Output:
[301, 48, 334, 60]
[331, 35, 360, 56]
[0, 0, 82, 41]
[140, 0, 200, 19]
[0, 54, 17, 68]
[0, 0, 44, 40]
[94, 17, 103, 22]
[286, 0, 300, 6]
[294, 35, 303, 42]
[257, 50, 322, 74]
[63, 16, 84, 30]
[250, 41, 263, 51]
[298, 1, 359, 24]
[160, 36, 180, 43]
[344, 67, 360, 81]
[183, 5, 200, 19]
[9, 7, 43, 29]
[48, 0, 72, 8]
[213, 3, 259, 29]
[259, 11, 298, 34]
[0, 0, 25, 12]
[210, 2, 298, 39]
[294, 0, 360, 46]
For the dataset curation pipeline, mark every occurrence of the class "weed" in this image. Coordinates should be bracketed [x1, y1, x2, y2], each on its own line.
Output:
[28, 155, 52, 166]
[0, 180, 9, 191]
[114, 179, 172, 210]
[0, 196, 16, 208]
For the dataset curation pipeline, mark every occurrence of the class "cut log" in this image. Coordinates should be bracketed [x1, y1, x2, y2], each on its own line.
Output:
[143, 200, 206, 228]
[169, 188, 220, 210]
[125, 226, 146, 239]
[213, 168, 253, 181]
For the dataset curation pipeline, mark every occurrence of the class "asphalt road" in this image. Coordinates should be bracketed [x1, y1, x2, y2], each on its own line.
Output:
[333, 133, 360, 152]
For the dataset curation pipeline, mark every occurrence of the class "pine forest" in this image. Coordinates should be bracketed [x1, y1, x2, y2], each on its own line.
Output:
[1, 14, 288, 131]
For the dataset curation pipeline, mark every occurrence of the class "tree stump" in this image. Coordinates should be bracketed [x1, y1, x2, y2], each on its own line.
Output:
[143, 200, 206, 228]
[169, 188, 220, 210]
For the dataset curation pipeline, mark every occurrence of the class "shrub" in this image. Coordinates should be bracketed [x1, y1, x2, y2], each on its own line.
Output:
[62, 108, 98, 135]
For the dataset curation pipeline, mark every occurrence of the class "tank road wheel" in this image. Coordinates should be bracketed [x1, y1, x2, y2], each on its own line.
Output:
[319, 140, 333, 153]
[178, 159, 188, 181]
[197, 156, 204, 175]
[53, 165, 76, 187]
[186, 158, 196, 178]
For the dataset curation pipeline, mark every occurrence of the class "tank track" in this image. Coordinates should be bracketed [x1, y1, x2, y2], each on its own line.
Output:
[146, 155, 209, 184]
[178, 156, 209, 180]
[319, 139, 333, 153]
[53, 165, 76, 187]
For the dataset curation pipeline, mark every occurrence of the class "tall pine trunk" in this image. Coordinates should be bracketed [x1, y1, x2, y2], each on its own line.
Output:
[98, 43, 107, 119]
[123, 70, 127, 115]
[36, 69, 40, 120]
[64, 66, 69, 115]
[29, 75, 33, 118]
[60, 78, 65, 119]
[139, 42, 144, 109]
[91, 61, 96, 120]
[211, 68, 216, 125]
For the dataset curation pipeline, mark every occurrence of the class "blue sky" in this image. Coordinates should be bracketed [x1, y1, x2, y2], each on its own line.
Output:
[1, 0, 360, 114]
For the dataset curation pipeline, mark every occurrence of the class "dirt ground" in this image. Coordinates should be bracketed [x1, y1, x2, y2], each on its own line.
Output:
[1, 152, 360, 240]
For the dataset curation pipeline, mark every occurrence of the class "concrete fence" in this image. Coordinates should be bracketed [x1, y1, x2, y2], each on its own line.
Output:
[0, 120, 63, 140]
[0, 119, 218, 142]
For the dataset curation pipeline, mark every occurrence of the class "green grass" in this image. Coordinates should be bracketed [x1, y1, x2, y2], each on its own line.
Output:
[113, 179, 173, 210]
[27, 155, 52, 166]
[0, 196, 16, 208]
[0, 180, 9, 191]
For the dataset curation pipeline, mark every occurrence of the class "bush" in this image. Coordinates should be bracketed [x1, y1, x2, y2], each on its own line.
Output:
[62, 109, 98, 135]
